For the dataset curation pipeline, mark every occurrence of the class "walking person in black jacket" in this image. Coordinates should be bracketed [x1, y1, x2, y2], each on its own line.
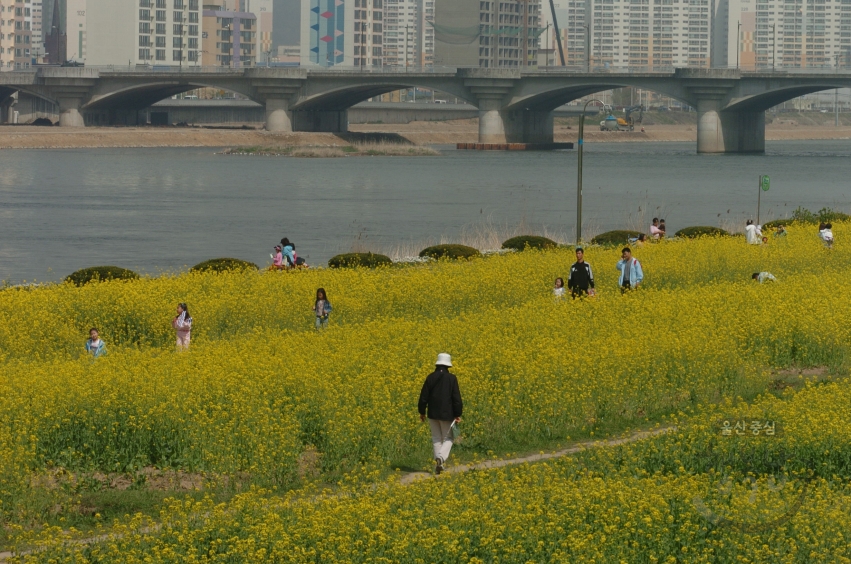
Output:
[567, 247, 596, 298]
[418, 353, 463, 475]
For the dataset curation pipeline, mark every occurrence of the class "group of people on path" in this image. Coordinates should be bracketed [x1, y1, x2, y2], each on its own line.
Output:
[554, 246, 644, 299]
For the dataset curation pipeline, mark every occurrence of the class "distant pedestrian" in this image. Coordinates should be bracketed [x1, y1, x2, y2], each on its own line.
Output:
[280, 238, 296, 268]
[745, 220, 763, 245]
[650, 218, 662, 240]
[659, 219, 667, 237]
[85, 327, 107, 358]
[271, 245, 285, 270]
[819, 223, 834, 249]
[418, 353, 463, 475]
[774, 224, 787, 237]
[616, 247, 644, 293]
[313, 288, 332, 329]
[752, 272, 776, 283]
[567, 247, 595, 298]
[172, 303, 192, 351]
[553, 277, 565, 298]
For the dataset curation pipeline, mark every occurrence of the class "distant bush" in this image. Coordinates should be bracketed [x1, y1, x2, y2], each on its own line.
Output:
[763, 207, 851, 228]
[191, 258, 258, 273]
[328, 253, 393, 269]
[501, 235, 558, 252]
[419, 244, 481, 260]
[65, 266, 139, 287]
[590, 230, 643, 246]
[675, 226, 729, 238]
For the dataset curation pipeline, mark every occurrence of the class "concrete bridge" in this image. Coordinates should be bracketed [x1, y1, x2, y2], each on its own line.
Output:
[2, 66, 850, 153]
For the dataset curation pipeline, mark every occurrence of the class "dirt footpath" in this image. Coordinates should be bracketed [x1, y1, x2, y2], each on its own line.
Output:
[1, 122, 849, 149]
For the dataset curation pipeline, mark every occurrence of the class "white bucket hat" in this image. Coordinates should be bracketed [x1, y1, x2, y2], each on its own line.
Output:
[436, 353, 452, 367]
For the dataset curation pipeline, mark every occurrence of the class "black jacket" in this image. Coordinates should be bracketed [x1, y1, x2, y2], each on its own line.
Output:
[418, 366, 463, 421]
[568, 261, 595, 292]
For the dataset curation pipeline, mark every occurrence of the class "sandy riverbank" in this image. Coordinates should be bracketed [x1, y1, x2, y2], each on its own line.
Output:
[0, 122, 849, 149]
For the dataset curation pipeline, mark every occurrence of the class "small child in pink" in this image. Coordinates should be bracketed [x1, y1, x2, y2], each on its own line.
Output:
[172, 302, 192, 350]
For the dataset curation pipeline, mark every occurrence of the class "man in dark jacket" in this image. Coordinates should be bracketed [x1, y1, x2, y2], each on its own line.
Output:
[567, 247, 595, 298]
[418, 353, 463, 475]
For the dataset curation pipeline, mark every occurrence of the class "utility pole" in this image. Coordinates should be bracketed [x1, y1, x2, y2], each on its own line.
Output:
[585, 24, 590, 72]
[521, 0, 529, 69]
[736, 21, 741, 69]
[836, 88, 840, 127]
[548, 0, 566, 65]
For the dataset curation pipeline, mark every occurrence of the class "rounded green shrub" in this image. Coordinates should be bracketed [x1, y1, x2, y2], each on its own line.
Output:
[675, 226, 730, 238]
[501, 235, 558, 252]
[419, 244, 481, 260]
[191, 258, 258, 273]
[65, 266, 140, 287]
[328, 252, 393, 269]
[590, 230, 643, 246]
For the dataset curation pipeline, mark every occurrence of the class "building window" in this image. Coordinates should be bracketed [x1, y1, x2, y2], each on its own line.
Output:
[173, 11, 183, 21]
[140, 8, 150, 19]
[173, 49, 182, 61]
[188, 49, 197, 61]
[156, 35, 165, 46]
[156, 0, 166, 7]
[173, 24, 183, 34]
[139, 35, 151, 46]
[188, 12, 198, 23]
[189, 0, 198, 9]
[156, 23, 166, 34]
[188, 37, 197, 48]
[140, 22, 151, 33]
[188, 24, 198, 35]
[139, 47, 151, 60]
[156, 48, 165, 60]
[173, 36, 181, 47]
[156, 10, 166, 21]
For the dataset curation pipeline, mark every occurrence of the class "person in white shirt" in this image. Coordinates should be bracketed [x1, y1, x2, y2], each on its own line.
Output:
[752, 272, 776, 283]
[553, 277, 565, 298]
[745, 220, 763, 245]
[819, 222, 834, 249]
[650, 218, 662, 240]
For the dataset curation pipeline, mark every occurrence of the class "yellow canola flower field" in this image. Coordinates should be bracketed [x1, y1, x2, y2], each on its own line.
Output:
[18, 379, 851, 563]
[2, 223, 851, 559]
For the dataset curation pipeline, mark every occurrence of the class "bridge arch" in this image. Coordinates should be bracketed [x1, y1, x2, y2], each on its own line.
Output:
[725, 82, 851, 113]
[84, 81, 258, 112]
[293, 79, 476, 111]
[503, 78, 692, 112]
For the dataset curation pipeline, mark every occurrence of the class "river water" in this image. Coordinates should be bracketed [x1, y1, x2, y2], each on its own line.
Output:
[1, 140, 850, 283]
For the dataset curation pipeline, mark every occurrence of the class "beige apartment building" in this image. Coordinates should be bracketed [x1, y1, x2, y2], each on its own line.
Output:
[1, 0, 35, 69]
[201, 2, 256, 67]
[433, 0, 542, 68]
[713, 0, 851, 69]
[87, 0, 201, 66]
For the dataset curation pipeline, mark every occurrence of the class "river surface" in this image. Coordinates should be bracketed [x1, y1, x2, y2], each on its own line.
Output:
[1, 140, 850, 283]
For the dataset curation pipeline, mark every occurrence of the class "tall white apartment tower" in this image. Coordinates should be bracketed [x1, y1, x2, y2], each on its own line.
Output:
[87, 0, 201, 66]
[383, 0, 433, 68]
[716, 0, 850, 69]
[66, 0, 86, 62]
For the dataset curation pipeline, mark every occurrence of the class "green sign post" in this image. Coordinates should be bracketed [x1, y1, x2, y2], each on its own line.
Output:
[758, 175, 770, 224]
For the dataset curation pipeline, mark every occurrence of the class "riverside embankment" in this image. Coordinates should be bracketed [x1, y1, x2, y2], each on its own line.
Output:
[1, 121, 850, 149]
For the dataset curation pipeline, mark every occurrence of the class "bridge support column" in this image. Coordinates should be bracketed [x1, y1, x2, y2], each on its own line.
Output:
[696, 99, 765, 154]
[57, 97, 85, 127]
[478, 99, 506, 144]
[265, 98, 292, 132]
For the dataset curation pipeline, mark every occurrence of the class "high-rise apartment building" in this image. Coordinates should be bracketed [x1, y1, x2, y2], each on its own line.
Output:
[384, 0, 433, 67]
[300, 0, 383, 67]
[252, 0, 273, 62]
[201, 3, 257, 67]
[87, 0, 201, 66]
[66, 0, 85, 61]
[433, 0, 542, 68]
[0, 0, 34, 69]
[714, 0, 851, 69]
[30, 0, 41, 53]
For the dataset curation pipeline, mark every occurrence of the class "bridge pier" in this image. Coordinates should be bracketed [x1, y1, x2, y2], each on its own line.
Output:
[696, 99, 765, 154]
[265, 99, 292, 132]
[502, 109, 555, 144]
[57, 97, 85, 127]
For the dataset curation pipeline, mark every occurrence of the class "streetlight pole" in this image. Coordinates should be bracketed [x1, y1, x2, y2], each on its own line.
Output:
[576, 98, 607, 244]
[584, 24, 591, 72]
[736, 21, 741, 69]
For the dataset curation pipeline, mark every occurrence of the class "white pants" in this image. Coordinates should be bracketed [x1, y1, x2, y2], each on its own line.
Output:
[429, 419, 454, 462]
